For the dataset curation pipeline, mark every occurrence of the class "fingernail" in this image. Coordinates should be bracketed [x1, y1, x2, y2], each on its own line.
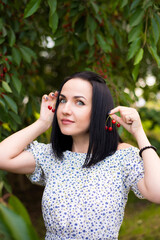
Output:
[108, 110, 111, 115]
[52, 93, 55, 97]
[45, 97, 48, 100]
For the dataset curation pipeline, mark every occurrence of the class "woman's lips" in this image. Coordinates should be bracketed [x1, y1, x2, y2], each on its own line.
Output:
[61, 119, 74, 125]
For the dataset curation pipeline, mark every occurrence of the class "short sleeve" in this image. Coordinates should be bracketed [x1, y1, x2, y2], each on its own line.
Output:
[25, 140, 54, 186]
[124, 147, 145, 199]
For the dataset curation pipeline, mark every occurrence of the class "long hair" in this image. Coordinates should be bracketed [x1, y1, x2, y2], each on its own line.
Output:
[51, 71, 122, 167]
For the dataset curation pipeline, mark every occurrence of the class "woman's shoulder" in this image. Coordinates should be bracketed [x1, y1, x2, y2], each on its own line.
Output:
[26, 140, 53, 156]
[116, 142, 140, 160]
[117, 142, 133, 150]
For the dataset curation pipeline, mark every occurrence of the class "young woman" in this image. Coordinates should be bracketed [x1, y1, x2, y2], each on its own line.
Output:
[0, 71, 159, 240]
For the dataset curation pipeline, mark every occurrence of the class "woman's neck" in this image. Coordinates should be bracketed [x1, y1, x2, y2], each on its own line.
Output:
[72, 135, 89, 153]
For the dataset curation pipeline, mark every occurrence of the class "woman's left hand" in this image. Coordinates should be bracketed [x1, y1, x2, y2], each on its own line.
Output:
[109, 106, 143, 137]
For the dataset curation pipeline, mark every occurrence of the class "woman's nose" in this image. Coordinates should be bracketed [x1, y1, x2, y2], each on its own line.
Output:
[62, 102, 72, 115]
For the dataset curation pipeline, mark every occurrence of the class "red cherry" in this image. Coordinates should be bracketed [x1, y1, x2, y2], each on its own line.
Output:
[108, 127, 113, 131]
[5, 58, 8, 61]
[112, 119, 116, 124]
[3, 67, 7, 73]
[52, 108, 55, 113]
[117, 123, 121, 127]
[105, 126, 108, 130]
[48, 105, 52, 110]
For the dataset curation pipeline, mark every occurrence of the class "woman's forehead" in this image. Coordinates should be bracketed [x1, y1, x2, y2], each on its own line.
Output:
[61, 78, 92, 96]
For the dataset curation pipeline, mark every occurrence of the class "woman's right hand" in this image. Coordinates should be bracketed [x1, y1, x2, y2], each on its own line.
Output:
[39, 91, 59, 129]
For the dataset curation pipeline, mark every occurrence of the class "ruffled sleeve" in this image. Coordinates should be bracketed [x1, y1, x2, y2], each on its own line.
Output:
[25, 140, 54, 186]
[124, 147, 145, 199]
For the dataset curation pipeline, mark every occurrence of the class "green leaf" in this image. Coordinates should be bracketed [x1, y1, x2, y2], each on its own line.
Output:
[96, 33, 111, 53]
[8, 118, 18, 131]
[0, 18, 3, 30]
[8, 28, 16, 47]
[9, 196, 31, 225]
[11, 75, 22, 94]
[19, 46, 36, 63]
[12, 47, 22, 66]
[128, 23, 143, 43]
[142, 0, 153, 10]
[0, 38, 5, 44]
[21, 46, 36, 59]
[130, 0, 141, 11]
[19, 47, 31, 63]
[90, 1, 99, 14]
[77, 42, 88, 52]
[127, 38, 141, 60]
[9, 111, 21, 124]
[3, 95, 18, 114]
[3, 181, 12, 193]
[87, 15, 97, 34]
[148, 45, 160, 67]
[0, 205, 31, 240]
[0, 98, 5, 108]
[49, 11, 58, 34]
[134, 48, 144, 65]
[86, 28, 95, 46]
[0, 107, 8, 122]
[154, 13, 160, 31]
[129, 9, 145, 27]
[48, 0, 57, 15]
[24, 0, 41, 18]
[132, 64, 140, 81]
[151, 17, 159, 44]
[120, 0, 128, 8]
[2, 81, 12, 93]
[5, 73, 10, 83]
[2, 26, 7, 37]
[54, 37, 65, 47]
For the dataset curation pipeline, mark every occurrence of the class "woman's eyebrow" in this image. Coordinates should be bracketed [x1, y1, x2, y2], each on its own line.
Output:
[60, 94, 87, 100]
[59, 94, 66, 98]
[74, 96, 87, 100]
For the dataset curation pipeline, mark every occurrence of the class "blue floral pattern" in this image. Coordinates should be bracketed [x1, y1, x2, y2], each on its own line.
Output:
[26, 141, 144, 240]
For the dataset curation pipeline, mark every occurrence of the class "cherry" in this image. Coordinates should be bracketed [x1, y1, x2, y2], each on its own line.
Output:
[117, 123, 121, 127]
[52, 108, 55, 113]
[108, 127, 113, 131]
[3, 67, 7, 73]
[105, 126, 108, 130]
[112, 119, 116, 124]
[48, 105, 52, 110]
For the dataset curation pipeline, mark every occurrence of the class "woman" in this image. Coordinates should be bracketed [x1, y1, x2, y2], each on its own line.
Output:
[0, 71, 159, 240]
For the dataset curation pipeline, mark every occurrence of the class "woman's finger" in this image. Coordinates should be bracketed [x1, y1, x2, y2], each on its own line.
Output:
[42, 94, 49, 101]
[49, 92, 55, 99]
[109, 106, 121, 114]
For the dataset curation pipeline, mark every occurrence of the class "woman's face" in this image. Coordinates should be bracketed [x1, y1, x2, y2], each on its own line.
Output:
[57, 78, 92, 139]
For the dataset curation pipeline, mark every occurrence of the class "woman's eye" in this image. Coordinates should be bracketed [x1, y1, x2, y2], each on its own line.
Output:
[77, 100, 84, 106]
[59, 99, 66, 103]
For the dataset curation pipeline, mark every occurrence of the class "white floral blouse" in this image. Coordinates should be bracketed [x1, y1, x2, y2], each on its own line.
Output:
[26, 141, 144, 240]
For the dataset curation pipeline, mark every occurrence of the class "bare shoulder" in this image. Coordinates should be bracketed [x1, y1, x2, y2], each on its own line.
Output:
[117, 142, 133, 150]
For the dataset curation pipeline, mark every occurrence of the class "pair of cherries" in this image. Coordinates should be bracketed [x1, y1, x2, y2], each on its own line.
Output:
[105, 119, 120, 131]
[48, 105, 55, 112]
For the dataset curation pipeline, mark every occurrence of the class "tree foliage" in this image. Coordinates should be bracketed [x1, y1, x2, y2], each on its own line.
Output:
[0, 0, 160, 140]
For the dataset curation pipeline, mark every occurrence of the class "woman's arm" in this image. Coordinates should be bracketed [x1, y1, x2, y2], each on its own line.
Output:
[0, 92, 58, 174]
[110, 106, 160, 204]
